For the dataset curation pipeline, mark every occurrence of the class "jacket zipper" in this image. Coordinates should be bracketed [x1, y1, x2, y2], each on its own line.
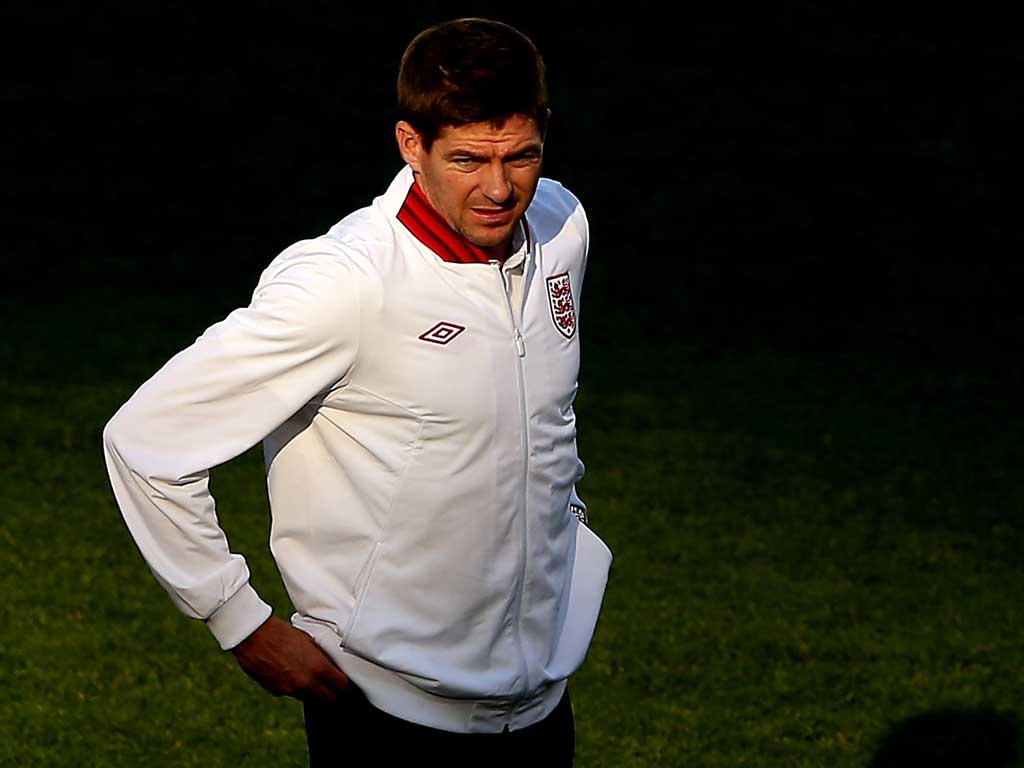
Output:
[492, 260, 529, 698]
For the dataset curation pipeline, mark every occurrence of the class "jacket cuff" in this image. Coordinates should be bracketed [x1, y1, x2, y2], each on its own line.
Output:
[205, 583, 273, 650]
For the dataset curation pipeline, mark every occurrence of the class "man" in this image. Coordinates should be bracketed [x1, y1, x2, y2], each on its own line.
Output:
[103, 17, 610, 766]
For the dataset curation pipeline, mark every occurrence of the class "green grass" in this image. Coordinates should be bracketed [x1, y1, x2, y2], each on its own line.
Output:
[2, 298, 1021, 766]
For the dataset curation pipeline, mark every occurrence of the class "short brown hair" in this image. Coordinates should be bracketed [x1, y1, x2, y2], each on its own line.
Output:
[397, 18, 549, 150]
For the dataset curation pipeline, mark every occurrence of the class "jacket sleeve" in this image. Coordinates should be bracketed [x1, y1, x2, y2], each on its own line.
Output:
[102, 247, 362, 650]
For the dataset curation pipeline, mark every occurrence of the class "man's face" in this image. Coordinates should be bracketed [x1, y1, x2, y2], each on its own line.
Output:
[396, 115, 544, 258]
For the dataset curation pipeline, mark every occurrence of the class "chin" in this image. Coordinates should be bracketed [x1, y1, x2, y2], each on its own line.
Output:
[464, 226, 513, 249]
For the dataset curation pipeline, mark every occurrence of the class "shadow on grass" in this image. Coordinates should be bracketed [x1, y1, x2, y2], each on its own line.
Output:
[870, 709, 1020, 768]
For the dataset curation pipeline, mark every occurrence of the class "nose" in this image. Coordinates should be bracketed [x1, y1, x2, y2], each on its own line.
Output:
[481, 160, 513, 204]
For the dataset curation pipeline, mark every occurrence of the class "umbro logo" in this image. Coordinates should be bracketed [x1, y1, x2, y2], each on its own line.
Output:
[418, 321, 466, 345]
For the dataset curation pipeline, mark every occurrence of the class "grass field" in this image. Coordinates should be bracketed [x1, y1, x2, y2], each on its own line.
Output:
[1, 296, 1021, 767]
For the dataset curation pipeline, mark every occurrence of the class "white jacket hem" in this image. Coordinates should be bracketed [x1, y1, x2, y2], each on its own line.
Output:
[325, 639, 567, 733]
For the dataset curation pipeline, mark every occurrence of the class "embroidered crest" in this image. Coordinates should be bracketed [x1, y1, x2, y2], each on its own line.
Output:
[545, 273, 576, 339]
[419, 321, 465, 345]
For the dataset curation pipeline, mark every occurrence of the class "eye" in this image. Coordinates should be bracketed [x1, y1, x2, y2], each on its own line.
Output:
[507, 152, 541, 168]
[452, 157, 480, 169]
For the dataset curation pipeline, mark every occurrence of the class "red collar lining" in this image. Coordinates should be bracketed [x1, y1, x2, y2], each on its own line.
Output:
[398, 180, 522, 265]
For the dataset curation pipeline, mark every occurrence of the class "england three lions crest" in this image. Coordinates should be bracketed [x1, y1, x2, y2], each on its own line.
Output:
[546, 272, 577, 339]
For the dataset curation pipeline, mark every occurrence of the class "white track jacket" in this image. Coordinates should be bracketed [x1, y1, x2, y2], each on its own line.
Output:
[103, 166, 611, 733]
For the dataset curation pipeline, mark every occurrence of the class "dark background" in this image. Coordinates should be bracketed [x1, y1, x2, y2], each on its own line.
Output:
[2, 6, 1022, 764]
[3, 2, 1022, 378]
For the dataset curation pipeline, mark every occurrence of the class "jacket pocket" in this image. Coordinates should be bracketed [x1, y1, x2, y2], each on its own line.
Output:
[546, 520, 613, 680]
[340, 541, 382, 648]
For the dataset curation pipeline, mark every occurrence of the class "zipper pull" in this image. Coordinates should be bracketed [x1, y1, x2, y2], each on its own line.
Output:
[514, 329, 525, 357]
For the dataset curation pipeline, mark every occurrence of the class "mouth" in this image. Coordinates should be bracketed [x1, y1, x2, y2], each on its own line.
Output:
[470, 207, 515, 223]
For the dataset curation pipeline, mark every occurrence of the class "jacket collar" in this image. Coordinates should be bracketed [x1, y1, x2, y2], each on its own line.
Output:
[394, 168, 530, 265]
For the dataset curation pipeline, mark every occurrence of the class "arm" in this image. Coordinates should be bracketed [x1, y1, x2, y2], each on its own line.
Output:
[102, 246, 360, 697]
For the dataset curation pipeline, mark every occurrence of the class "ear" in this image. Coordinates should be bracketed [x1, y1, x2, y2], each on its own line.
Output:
[395, 121, 425, 172]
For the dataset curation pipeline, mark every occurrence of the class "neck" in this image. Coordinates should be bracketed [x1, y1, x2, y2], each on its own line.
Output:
[398, 180, 518, 265]
[482, 239, 511, 263]
[397, 182, 493, 266]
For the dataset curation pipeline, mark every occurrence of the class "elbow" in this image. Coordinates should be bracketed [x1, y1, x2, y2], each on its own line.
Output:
[102, 403, 154, 481]
[101, 410, 133, 489]
[102, 409, 126, 451]
[102, 405, 137, 460]
[102, 402, 196, 484]
[102, 414, 118, 449]
[102, 414, 127, 473]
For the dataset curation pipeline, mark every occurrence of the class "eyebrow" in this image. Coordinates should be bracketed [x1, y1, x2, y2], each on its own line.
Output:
[505, 145, 543, 160]
[444, 144, 543, 162]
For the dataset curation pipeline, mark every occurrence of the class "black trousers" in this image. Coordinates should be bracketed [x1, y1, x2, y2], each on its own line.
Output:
[303, 685, 575, 767]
